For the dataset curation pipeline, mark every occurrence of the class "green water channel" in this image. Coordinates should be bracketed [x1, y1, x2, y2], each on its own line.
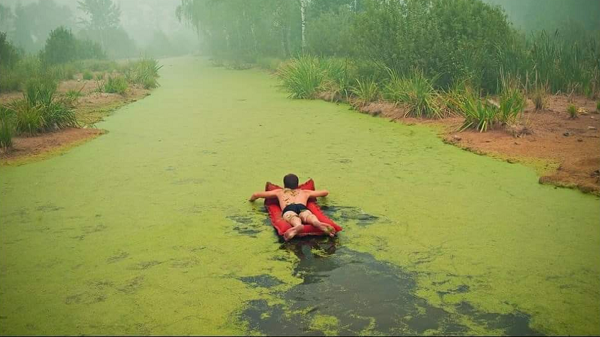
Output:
[1, 57, 599, 335]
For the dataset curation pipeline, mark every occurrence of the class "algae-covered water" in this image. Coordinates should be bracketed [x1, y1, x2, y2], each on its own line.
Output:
[1, 57, 599, 335]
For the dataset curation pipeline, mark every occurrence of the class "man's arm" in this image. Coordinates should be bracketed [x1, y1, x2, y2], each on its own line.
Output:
[309, 190, 329, 198]
[249, 190, 279, 202]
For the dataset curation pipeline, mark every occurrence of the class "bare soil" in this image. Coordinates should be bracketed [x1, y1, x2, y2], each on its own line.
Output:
[355, 95, 600, 195]
[0, 78, 151, 165]
[0, 128, 105, 164]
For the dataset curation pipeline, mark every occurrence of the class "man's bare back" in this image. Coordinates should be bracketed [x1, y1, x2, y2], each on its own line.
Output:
[249, 175, 335, 241]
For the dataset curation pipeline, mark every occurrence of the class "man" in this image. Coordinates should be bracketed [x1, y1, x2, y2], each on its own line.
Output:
[249, 174, 336, 241]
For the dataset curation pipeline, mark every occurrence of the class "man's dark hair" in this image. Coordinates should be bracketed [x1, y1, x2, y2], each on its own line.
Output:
[283, 174, 299, 189]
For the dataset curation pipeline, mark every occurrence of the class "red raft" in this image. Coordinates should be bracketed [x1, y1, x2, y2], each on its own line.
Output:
[264, 179, 342, 237]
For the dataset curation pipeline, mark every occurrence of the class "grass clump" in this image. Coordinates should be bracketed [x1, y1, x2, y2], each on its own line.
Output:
[0, 106, 16, 150]
[384, 69, 442, 118]
[447, 86, 498, 132]
[596, 101, 600, 112]
[567, 104, 578, 119]
[351, 78, 379, 106]
[498, 77, 526, 124]
[530, 79, 549, 111]
[83, 71, 93, 80]
[104, 76, 129, 95]
[8, 75, 78, 135]
[322, 58, 356, 102]
[8, 100, 45, 135]
[277, 56, 325, 99]
[125, 58, 162, 89]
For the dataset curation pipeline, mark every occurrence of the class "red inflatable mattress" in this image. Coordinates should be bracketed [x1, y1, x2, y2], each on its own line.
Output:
[264, 179, 342, 237]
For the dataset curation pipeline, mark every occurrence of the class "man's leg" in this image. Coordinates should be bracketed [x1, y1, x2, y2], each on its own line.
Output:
[283, 211, 304, 241]
[300, 211, 335, 237]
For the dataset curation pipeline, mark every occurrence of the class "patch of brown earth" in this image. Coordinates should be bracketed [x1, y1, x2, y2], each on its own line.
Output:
[0, 78, 151, 165]
[0, 128, 105, 165]
[356, 96, 600, 195]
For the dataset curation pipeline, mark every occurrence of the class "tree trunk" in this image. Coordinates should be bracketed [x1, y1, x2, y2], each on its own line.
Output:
[299, 0, 306, 52]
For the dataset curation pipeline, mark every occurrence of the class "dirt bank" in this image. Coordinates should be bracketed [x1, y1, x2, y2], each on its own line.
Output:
[0, 80, 150, 165]
[355, 95, 600, 195]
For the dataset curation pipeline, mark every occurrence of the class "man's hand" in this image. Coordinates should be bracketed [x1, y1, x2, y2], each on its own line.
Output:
[248, 190, 278, 202]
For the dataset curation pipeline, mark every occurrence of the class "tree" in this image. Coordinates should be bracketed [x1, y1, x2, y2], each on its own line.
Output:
[77, 0, 121, 50]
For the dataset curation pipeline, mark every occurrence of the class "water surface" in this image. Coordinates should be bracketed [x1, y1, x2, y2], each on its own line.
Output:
[1, 57, 598, 335]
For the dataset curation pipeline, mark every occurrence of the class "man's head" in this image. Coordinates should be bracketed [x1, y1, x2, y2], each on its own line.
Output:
[283, 174, 299, 189]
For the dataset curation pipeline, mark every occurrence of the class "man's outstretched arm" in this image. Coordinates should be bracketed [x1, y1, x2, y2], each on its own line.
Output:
[249, 190, 279, 202]
[309, 190, 329, 198]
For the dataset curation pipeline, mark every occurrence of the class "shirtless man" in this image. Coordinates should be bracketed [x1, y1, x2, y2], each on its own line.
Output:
[249, 174, 336, 241]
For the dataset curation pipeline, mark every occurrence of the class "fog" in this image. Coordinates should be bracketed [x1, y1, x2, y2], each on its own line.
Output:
[0, 0, 198, 58]
[1, 0, 599, 60]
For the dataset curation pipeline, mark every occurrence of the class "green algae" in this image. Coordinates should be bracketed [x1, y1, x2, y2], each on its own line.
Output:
[1, 57, 599, 335]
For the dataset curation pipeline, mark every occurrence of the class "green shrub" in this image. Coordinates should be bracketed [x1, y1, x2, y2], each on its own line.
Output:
[41, 26, 106, 65]
[0, 56, 41, 93]
[567, 104, 578, 119]
[384, 69, 442, 118]
[104, 76, 128, 95]
[125, 57, 162, 89]
[41, 26, 78, 65]
[25, 76, 58, 107]
[531, 81, 548, 111]
[276, 56, 325, 99]
[0, 32, 23, 70]
[498, 77, 526, 124]
[353, 0, 515, 92]
[83, 71, 93, 80]
[351, 78, 380, 106]
[448, 88, 498, 132]
[0, 69, 22, 93]
[0, 106, 15, 150]
[8, 100, 45, 135]
[44, 101, 78, 129]
[322, 58, 356, 101]
[597, 101, 600, 112]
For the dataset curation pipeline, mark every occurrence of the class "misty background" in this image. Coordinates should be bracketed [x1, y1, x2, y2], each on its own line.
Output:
[0, 0, 599, 60]
[0, 0, 198, 58]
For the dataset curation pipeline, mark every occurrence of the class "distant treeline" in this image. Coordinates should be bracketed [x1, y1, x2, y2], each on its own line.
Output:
[177, 0, 600, 95]
[0, 0, 191, 60]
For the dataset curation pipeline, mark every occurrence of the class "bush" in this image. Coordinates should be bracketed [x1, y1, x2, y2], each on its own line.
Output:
[448, 87, 498, 132]
[498, 76, 525, 124]
[0, 106, 15, 150]
[353, 0, 515, 92]
[0, 32, 22, 69]
[41, 26, 106, 65]
[306, 7, 355, 57]
[83, 71, 93, 80]
[104, 76, 128, 95]
[322, 58, 356, 101]
[25, 76, 58, 107]
[384, 69, 442, 118]
[351, 77, 379, 106]
[276, 56, 325, 99]
[567, 104, 578, 119]
[597, 101, 600, 112]
[8, 100, 45, 136]
[125, 58, 162, 89]
[531, 81, 548, 111]
[41, 26, 78, 65]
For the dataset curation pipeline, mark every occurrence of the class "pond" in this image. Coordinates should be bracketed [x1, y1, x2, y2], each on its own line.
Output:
[0, 57, 598, 335]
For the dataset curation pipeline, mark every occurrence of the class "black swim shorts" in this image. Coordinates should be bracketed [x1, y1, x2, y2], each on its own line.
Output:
[282, 203, 308, 215]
